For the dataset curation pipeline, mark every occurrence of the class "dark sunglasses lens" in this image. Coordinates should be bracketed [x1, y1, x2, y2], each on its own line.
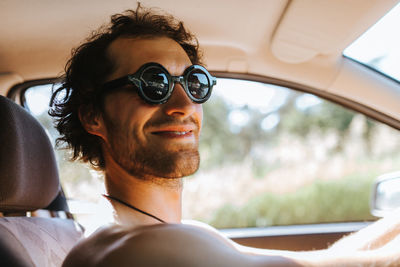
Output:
[141, 67, 169, 101]
[187, 70, 210, 100]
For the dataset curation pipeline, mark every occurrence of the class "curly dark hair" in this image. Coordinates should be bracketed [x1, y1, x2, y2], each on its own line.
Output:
[49, 4, 202, 170]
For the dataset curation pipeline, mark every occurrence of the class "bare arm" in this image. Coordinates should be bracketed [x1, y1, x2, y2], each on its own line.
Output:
[63, 212, 400, 267]
[97, 224, 301, 267]
[234, 209, 400, 266]
[329, 208, 400, 251]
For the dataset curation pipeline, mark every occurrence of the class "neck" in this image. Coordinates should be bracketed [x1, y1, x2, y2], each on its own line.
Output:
[103, 150, 183, 225]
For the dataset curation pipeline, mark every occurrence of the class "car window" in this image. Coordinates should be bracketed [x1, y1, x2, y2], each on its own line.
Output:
[23, 78, 400, 232]
[344, 2, 400, 82]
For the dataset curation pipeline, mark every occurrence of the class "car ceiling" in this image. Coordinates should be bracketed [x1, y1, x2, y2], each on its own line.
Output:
[1, 0, 400, 121]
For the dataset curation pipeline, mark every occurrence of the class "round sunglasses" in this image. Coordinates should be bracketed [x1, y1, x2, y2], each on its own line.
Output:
[101, 62, 217, 104]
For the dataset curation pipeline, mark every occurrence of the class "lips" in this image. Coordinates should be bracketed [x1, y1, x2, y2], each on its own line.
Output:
[150, 125, 196, 138]
[152, 131, 193, 138]
[161, 131, 191, 135]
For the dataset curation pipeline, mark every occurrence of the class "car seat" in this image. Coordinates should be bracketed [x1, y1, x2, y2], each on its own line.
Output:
[0, 95, 83, 267]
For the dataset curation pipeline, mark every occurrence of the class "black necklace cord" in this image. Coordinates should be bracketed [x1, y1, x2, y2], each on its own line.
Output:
[103, 194, 166, 224]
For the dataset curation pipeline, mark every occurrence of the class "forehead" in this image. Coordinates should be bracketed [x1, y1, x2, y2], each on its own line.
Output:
[106, 37, 192, 79]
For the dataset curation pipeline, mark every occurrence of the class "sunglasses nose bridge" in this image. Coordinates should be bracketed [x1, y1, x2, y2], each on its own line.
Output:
[170, 76, 185, 88]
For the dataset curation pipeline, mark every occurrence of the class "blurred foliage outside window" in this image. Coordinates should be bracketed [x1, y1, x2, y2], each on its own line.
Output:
[24, 78, 400, 230]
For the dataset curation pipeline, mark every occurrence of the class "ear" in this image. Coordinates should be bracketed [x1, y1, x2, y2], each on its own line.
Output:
[78, 105, 108, 141]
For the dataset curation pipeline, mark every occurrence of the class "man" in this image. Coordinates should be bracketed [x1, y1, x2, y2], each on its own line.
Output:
[51, 5, 400, 266]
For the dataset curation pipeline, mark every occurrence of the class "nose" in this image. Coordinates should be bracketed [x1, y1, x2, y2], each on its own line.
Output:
[162, 82, 197, 118]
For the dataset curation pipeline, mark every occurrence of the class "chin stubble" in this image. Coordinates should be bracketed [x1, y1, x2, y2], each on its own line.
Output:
[102, 110, 201, 180]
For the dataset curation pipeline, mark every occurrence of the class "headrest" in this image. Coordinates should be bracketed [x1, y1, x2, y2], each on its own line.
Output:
[0, 96, 59, 212]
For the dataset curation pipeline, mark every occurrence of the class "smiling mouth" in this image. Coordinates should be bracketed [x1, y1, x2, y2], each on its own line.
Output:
[151, 130, 193, 138]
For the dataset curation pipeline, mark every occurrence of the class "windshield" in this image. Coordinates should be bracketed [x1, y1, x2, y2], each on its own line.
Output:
[344, 3, 400, 82]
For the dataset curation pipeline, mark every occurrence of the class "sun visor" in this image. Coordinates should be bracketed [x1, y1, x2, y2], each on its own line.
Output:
[270, 0, 397, 64]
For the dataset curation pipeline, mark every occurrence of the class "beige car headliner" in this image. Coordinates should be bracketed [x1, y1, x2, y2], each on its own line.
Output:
[0, 0, 400, 122]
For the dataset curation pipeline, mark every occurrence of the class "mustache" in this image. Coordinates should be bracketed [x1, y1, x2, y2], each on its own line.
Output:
[145, 116, 200, 130]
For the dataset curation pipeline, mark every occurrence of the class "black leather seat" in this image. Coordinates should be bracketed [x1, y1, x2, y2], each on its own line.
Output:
[0, 95, 83, 267]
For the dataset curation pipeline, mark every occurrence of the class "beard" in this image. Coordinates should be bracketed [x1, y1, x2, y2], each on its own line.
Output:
[103, 115, 200, 180]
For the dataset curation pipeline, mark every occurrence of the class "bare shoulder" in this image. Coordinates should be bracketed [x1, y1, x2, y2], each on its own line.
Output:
[62, 224, 136, 267]
[63, 223, 300, 267]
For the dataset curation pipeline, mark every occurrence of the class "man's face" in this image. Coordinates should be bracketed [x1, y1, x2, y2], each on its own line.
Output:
[99, 37, 203, 179]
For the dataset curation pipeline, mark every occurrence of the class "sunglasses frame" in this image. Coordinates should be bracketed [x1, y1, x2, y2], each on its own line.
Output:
[101, 62, 217, 104]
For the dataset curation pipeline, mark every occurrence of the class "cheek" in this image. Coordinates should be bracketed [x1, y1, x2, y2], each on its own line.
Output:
[103, 93, 158, 137]
[131, 108, 157, 132]
[196, 105, 203, 131]
[122, 106, 158, 141]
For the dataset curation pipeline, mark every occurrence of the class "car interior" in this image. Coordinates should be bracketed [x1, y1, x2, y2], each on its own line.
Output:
[0, 95, 82, 266]
[1, 0, 400, 266]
